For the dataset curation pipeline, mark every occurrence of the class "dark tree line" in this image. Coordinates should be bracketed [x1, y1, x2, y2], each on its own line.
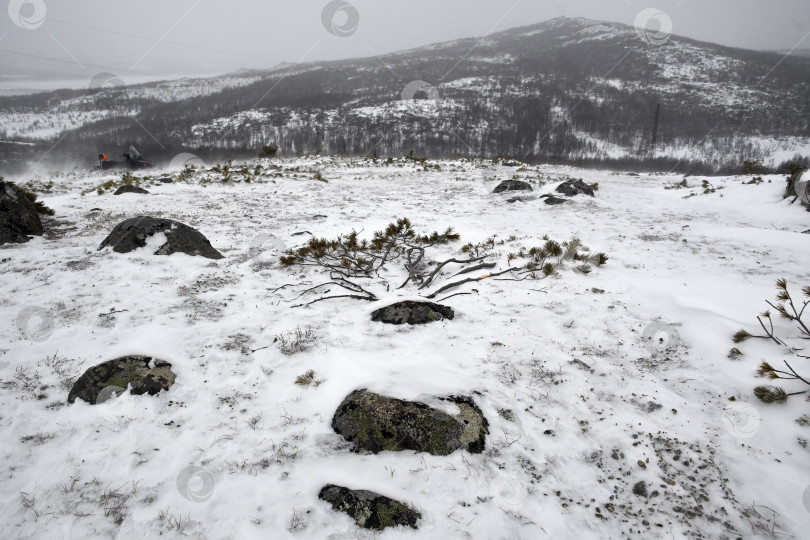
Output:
[1, 18, 809, 175]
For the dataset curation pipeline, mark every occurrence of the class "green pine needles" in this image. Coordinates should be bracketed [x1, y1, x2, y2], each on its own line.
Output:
[731, 278, 810, 404]
[277, 218, 607, 307]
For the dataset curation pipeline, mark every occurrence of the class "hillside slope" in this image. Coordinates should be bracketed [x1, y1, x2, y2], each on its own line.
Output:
[1, 17, 809, 173]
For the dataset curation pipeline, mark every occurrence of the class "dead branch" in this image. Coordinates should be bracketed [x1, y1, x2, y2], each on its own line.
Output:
[418, 256, 488, 290]
[425, 267, 516, 299]
[292, 294, 376, 308]
[436, 292, 475, 302]
[450, 262, 497, 277]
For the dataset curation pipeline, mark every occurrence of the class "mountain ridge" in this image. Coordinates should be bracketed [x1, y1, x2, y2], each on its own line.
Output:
[1, 16, 808, 174]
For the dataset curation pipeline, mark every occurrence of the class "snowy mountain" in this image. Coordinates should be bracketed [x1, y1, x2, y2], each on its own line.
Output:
[1, 17, 810, 174]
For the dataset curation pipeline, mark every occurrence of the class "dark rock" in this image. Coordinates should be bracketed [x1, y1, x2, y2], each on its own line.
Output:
[114, 185, 150, 195]
[632, 481, 648, 497]
[493, 180, 532, 194]
[157, 177, 173, 183]
[556, 179, 595, 197]
[371, 300, 454, 325]
[318, 484, 420, 530]
[543, 195, 568, 205]
[68, 355, 176, 404]
[628, 173, 641, 177]
[0, 181, 43, 245]
[332, 390, 488, 455]
[592, 288, 605, 294]
[98, 216, 224, 259]
[784, 168, 806, 198]
[506, 196, 530, 203]
[786, 169, 810, 207]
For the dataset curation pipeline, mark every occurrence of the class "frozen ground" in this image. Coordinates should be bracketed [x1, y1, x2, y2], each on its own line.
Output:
[1, 157, 809, 539]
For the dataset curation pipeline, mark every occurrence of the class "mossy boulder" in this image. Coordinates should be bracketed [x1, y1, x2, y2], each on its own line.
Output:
[332, 390, 488, 455]
[68, 355, 176, 404]
[98, 216, 223, 259]
[493, 180, 532, 194]
[0, 181, 43, 245]
[556, 179, 595, 197]
[370, 300, 454, 325]
[318, 484, 420, 531]
[114, 185, 150, 195]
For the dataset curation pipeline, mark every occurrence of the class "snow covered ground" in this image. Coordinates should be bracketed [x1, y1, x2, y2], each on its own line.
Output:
[1, 157, 809, 539]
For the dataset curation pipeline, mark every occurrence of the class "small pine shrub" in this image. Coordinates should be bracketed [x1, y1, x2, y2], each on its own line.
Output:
[741, 160, 764, 175]
[734, 278, 810, 404]
[753, 386, 788, 404]
[258, 145, 278, 158]
[294, 369, 326, 387]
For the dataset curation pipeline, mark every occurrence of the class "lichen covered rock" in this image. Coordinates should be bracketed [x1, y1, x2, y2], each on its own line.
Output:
[98, 216, 223, 259]
[370, 300, 454, 325]
[318, 484, 420, 530]
[332, 390, 488, 455]
[68, 355, 176, 404]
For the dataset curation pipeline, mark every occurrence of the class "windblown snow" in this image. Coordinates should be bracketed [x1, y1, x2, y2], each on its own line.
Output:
[1, 157, 809, 539]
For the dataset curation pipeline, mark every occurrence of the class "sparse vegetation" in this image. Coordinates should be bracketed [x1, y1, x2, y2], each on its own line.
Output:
[731, 279, 810, 403]
[258, 144, 279, 158]
[2, 178, 55, 215]
[276, 326, 318, 355]
[741, 159, 764, 175]
[294, 369, 326, 388]
[279, 218, 607, 305]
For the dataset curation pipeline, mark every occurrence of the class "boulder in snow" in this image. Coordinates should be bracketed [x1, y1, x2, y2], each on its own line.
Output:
[556, 179, 594, 197]
[68, 355, 176, 404]
[0, 181, 43, 245]
[370, 300, 454, 325]
[785, 169, 810, 206]
[493, 180, 532, 193]
[318, 484, 421, 530]
[98, 216, 224, 259]
[542, 194, 568, 205]
[331, 390, 488, 455]
[114, 185, 150, 195]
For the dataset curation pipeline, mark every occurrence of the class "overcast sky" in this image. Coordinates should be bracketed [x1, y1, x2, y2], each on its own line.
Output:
[1, 0, 809, 87]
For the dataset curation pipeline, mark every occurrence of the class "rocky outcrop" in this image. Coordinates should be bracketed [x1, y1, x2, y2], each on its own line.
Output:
[332, 390, 488, 455]
[114, 185, 150, 195]
[370, 301, 454, 325]
[318, 484, 421, 530]
[98, 216, 224, 259]
[0, 181, 43, 245]
[493, 180, 533, 194]
[542, 194, 568, 205]
[68, 355, 176, 404]
[556, 179, 595, 197]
